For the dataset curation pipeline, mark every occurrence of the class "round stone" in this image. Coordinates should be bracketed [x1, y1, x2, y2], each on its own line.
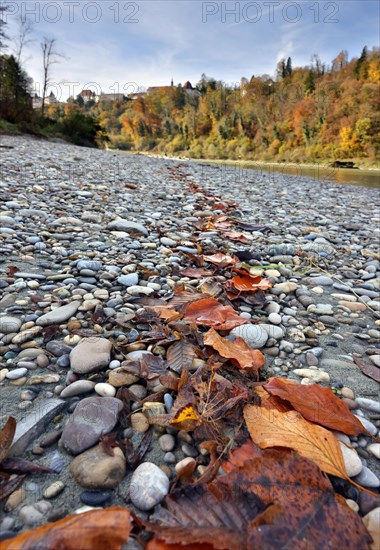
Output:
[268, 313, 281, 325]
[6, 368, 28, 380]
[131, 413, 150, 433]
[159, 434, 175, 452]
[94, 383, 116, 397]
[339, 442, 363, 477]
[70, 445, 126, 489]
[129, 462, 169, 511]
[230, 325, 268, 349]
[43, 481, 65, 499]
[0, 316, 22, 334]
[60, 380, 95, 398]
[80, 490, 112, 507]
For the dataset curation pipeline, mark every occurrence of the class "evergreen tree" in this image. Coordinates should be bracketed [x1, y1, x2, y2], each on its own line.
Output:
[286, 57, 292, 77]
[354, 46, 368, 80]
[0, 54, 33, 123]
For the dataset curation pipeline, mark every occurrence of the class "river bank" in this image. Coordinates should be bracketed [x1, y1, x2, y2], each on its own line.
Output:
[0, 135, 379, 545]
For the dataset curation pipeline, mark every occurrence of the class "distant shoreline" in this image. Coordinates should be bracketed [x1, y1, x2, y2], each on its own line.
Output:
[132, 150, 379, 173]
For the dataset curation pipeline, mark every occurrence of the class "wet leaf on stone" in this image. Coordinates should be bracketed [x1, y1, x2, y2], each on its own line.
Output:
[224, 274, 272, 296]
[223, 231, 253, 244]
[150, 305, 182, 322]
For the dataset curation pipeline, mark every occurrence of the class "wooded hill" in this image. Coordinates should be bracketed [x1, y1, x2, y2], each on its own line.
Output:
[58, 47, 380, 163]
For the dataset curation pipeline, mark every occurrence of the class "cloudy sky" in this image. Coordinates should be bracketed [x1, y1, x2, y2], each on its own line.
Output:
[2, 0, 379, 100]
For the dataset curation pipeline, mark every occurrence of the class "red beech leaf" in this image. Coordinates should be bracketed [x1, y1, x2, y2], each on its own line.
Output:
[224, 274, 272, 294]
[204, 328, 264, 374]
[184, 298, 248, 331]
[264, 377, 366, 436]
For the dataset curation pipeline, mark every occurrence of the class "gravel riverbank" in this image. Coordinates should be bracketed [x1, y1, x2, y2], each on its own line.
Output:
[0, 134, 379, 542]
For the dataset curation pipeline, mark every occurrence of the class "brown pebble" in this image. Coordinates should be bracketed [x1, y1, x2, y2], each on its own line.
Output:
[4, 488, 26, 511]
[359, 491, 380, 516]
[130, 412, 150, 433]
[32, 445, 44, 455]
[67, 320, 81, 331]
[36, 354, 49, 368]
[160, 465, 172, 478]
[341, 397, 357, 410]
[48, 506, 68, 522]
[177, 432, 193, 444]
[9, 377, 27, 386]
[126, 343, 146, 352]
[341, 387, 355, 400]
[175, 457, 196, 478]
[40, 430, 63, 448]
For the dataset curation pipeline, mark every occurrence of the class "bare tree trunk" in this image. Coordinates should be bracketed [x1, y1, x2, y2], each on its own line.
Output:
[14, 16, 34, 64]
[40, 37, 59, 117]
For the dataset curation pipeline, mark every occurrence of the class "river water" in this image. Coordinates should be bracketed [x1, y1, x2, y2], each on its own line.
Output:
[195, 160, 380, 189]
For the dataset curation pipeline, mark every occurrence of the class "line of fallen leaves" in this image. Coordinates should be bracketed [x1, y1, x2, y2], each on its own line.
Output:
[2, 449, 373, 550]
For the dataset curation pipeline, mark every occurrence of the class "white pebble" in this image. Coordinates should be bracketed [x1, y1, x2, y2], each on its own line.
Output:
[94, 382, 116, 397]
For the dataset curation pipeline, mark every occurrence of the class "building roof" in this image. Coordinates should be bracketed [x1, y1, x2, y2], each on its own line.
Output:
[80, 89, 96, 97]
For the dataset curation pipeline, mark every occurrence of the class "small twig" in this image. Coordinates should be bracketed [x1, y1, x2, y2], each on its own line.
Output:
[309, 261, 378, 315]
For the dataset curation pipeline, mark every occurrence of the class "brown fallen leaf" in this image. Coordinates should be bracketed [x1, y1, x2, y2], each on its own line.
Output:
[218, 448, 372, 550]
[168, 287, 209, 307]
[203, 253, 238, 267]
[223, 231, 253, 244]
[0, 417, 16, 464]
[166, 339, 197, 373]
[224, 274, 272, 298]
[1, 457, 54, 475]
[222, 439, 262, 472]
[354, 357, 380, 383]
[0, 507, 132, 550]
[145, 448, 372, 550]
[264, 377, 367, 436]
[0, 474, 26, 503]
[150, 305, 182, 323]
[244, 404, 349, 479]
[181, 267, 214, 278]
[144, 482, 266, 550]
[254, 385, 293, 413]
[204, 328, 264, 374]
[184, 298, 248, 331]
